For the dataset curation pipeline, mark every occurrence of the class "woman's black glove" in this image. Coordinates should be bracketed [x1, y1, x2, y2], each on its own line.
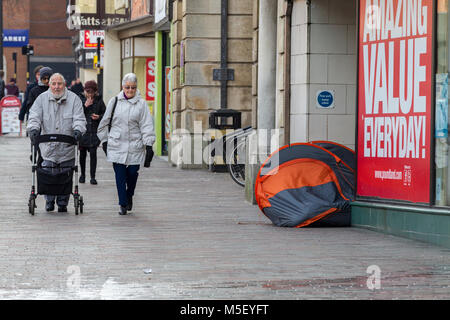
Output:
[144, 145, 154, 167]
[102, 142, 107, 156]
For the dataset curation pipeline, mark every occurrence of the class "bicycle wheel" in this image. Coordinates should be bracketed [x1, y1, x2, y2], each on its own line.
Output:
[227, 140, 246, 187]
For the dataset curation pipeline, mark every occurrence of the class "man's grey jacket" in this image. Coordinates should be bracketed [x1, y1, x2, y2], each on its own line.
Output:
[27, 88, 86, 163]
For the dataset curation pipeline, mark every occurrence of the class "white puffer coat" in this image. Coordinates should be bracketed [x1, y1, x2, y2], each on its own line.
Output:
[27, 88, 86, 163]
[97, 91, 155, 165]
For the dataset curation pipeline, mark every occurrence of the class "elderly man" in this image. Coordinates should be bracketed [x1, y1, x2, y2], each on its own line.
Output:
[27, 73, 86, 213]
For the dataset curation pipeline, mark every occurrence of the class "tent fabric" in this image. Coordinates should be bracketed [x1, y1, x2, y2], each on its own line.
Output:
[255, 142, 355, 228]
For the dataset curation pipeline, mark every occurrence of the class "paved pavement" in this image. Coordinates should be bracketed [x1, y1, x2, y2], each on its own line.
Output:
[0, 135, 449, 300]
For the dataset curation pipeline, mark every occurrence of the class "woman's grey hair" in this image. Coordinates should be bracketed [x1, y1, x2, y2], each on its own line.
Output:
[49, 73, 66, 84]
[122, 73, 137, 86]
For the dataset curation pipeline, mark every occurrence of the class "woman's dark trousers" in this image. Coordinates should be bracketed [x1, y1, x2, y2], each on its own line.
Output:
[112, 163, 140, 207]
[79, 147, 97, 179]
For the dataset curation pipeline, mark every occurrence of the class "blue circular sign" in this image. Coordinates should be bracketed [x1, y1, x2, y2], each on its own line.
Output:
[317, 90, 334, 108]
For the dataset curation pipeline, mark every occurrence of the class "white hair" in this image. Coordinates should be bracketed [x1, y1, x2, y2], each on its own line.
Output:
[49, 73, 66, 84]
[122, 73, 137, 86]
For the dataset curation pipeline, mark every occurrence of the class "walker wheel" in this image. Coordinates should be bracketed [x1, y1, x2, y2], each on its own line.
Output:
[79, 196, 84, 214]
[74, 196, 79, 215]
[28, 196, 36, 215]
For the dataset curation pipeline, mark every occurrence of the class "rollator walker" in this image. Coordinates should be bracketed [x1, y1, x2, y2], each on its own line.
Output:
[28, 134, 84, 215]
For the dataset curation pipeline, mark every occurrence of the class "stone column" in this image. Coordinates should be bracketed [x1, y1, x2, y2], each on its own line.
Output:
[257, 0, 277, 136]
[245, 0, 278, 203]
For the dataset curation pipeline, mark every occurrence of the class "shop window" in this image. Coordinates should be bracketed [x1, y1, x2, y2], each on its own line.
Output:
[134, 58, 148, 98]
[122, 58, 133, 79]
[105, 0, 126, 15]
[76, 0, 97, 14]
[435, 0, 450, 205]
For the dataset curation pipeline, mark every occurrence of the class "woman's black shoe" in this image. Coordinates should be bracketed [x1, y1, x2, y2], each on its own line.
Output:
[79, 175, 85, 183]
[119, 206, 127, 215]
[58, 206, 67, 213]
[90, 178, 97, 185]
[126, 196, 133, 211]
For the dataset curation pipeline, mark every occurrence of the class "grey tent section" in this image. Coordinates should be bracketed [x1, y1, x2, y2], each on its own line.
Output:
[255, 142, 356, 228]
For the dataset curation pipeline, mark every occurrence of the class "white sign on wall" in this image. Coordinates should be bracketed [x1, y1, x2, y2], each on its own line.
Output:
[154, 0, 166, 23]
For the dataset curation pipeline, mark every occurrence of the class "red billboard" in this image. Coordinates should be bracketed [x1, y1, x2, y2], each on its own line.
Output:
[357, 0, 434, 203]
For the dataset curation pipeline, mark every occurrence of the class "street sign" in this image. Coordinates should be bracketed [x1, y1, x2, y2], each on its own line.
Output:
[3, 29, 29, 47]
[83, 30, 105, 49]
[316, 90, 335, 109]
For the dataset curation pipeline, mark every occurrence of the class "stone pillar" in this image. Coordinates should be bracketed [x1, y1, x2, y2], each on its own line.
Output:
[257, 0, 277, 135]
[245, 0, 278, 203]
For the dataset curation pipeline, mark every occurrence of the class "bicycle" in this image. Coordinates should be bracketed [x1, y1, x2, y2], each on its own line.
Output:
[224, 126, 253, 187]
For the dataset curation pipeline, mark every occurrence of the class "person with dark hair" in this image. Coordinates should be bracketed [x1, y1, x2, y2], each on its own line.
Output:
[0, 70, 5, 100]
[70, 78, 84, 97]
[78, 80, 106, 185]
[5, 78, 19, 97]
[19, 65, 44, 121]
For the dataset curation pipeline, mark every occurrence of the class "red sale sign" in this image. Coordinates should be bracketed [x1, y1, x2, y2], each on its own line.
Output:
[83, 30, 104, 49]
[357, 0, 433, 203]
[146, 57, 156, 101]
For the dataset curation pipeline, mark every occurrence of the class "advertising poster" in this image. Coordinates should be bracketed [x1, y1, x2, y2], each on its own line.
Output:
[435, 73, 448, 138]
[165, 66, 171, 141]
[357, 0, 434, 203]
[146, 57, 156, 102]
[83, 30, 104, 49]
[1, 107, 21, 134]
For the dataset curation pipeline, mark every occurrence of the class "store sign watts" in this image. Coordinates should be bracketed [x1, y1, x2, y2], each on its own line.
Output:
[357, 0, 433, 203]
[66, 5, 129, 30]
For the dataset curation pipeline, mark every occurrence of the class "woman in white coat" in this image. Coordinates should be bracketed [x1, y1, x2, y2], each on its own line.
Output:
[97, 73, 155, 215]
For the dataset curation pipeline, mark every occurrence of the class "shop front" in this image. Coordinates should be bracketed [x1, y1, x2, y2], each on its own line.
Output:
[353, 0, 450, 247]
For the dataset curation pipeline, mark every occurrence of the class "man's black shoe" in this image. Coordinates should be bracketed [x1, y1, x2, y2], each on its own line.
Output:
[79, 175, 85, 183]
[90, 178, 97, 185]
[46, 201, 55, 212]
[58, 206, 68, 213]
[119, 206, 127, 215]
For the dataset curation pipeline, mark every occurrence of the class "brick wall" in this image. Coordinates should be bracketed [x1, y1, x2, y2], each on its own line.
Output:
[3, 0, 30, 91]
[2, 0, 76, 92]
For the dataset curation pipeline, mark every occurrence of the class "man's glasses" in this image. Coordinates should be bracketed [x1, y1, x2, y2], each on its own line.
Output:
[123, 86, 137, 90]
[42, 77, 49, 81]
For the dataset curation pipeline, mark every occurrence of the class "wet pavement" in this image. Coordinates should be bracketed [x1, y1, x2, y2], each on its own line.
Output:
[0, 135, 449, 300]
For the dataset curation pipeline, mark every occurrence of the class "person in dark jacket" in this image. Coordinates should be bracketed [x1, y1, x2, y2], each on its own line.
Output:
[79, 80, 106, 185]
[0, 70, 5, 101]
[70, 78, 84, 97]
[19, 65, 43, 121]
[26, 67, 53, 115]
[5, 78, 19, 97]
